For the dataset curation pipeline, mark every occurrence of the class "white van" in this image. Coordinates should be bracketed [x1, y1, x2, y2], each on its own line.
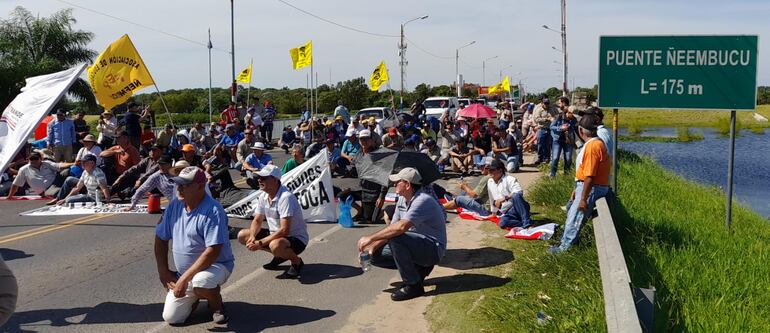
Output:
[357, 107, 400, 129]
[423, 96, 459, 120]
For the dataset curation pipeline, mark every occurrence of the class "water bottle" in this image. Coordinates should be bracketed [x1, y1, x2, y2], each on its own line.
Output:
[359, 251, 371, 272]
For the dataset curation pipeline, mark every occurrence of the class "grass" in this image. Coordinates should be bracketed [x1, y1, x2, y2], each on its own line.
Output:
[616, 105, 770, 131]
[426, 173, 606, 332]
[620, 127, 704, 143]
[611, 150, 770, 332]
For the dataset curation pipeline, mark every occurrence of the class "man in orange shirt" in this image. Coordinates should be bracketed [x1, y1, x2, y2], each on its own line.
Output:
[549, 114, 611, 254]
[100, 131, 142, 185]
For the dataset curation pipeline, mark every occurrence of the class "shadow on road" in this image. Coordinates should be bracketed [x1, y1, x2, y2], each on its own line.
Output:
[298, 263, 363, 285]
[2, 302, 163, 333]
[206, 302, 335, 332]
[439, 247, 513, 270]
[0, 249, 33, 262]
[2, 301, 335, 333]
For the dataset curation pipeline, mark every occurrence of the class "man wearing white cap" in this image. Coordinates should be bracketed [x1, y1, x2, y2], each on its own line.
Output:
[237, 164, 309, 279]
[243, 142, 273, 189]
[357, 167, 446, 301]
[154, 166, 234, 325]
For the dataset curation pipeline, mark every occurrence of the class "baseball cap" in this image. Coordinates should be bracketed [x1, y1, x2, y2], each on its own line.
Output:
[251, 142, 266, 150]
[368, 117, 376, 123]
[181, 144, 196, 152]
[388, 167, 422, 185]
[171, 166, 207, 185]
[335, 115, 343, 120]
[487, 159, 505, 170]
[578, 107, 604, 118]
[359, 129, 371, 138]
[254, 164, 281, 179]
[81, 154, 97, 163]
[157, 155, 173, 165]
[345, 129, 357, 137]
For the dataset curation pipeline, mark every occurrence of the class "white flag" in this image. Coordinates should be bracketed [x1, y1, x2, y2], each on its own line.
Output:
[0, 65, 87, 175]
[225, 148, 337, 222]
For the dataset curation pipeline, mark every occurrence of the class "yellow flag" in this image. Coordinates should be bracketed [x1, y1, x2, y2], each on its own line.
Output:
[369, 61, 389, 91]
[87, 34, 154, 110]
[289, 40, 313, 70]
[236, 64, 252, 84]
[488, 76, 511, 95]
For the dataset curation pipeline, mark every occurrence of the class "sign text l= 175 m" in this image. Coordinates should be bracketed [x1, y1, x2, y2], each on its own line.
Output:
[640, 79, 703, 96]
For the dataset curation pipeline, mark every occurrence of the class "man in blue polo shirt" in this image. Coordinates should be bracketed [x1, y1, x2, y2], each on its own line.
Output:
[154, 166, 235, 325]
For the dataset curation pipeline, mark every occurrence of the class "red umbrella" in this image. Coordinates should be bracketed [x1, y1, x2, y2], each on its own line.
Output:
[34, 115, 53, 140]
[457, 104, 496, 119]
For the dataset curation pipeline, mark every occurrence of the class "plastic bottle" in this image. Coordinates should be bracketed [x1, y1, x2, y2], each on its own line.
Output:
[359, 251, 371, 272]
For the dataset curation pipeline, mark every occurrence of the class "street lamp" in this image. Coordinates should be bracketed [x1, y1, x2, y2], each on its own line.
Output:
[482, 55, 498, 86]
[455, 40, 476, 97]
[542, 0, 568, 97]
[499, 65, 515, 81]
[399, 15, 429, 108]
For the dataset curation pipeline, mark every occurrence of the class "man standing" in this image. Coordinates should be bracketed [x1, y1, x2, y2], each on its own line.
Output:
[549, 97, 577, 177]
[357, 168, 446, 301]
[533, 96, 558, 165]
[333, 100, 351, 125]
[47, 109, 76, 162]
[100, 132, 141, 185]
[220, 102, 239, 125]
[261, 102, 276, 146]
[73, 111, 90, 142]
[549, 114, 611, 254]
[155, 166, 234, 324]
[122, 103, 147, 149]
[236, 164, 308, 279]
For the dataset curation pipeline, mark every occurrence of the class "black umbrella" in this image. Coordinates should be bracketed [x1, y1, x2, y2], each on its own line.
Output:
[354, 148, 441, 187]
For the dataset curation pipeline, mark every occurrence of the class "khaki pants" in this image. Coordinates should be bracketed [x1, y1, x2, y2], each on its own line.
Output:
[52, 145, 73, 162]
[451, 155, 471, 173]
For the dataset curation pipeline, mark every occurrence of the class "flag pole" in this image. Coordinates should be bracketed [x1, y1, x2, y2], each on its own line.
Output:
[247, 58, 253, 106]
[126, 35, 173, 127]
[310, 62, 314, 142]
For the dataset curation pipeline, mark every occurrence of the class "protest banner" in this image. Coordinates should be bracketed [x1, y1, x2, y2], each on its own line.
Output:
[225, 148, 337, 221]
[0, 64, 86, 176]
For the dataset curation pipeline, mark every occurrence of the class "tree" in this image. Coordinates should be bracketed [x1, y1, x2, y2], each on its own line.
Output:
[0, 7, 97, 110]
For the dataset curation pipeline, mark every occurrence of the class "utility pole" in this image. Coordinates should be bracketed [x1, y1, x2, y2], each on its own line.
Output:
[455, 41, 476, 97]
[207, 28, 213, 123]
[561, 0, 568, 97]
[230, 0, 236, 103]
[482, 55, 498, 86]
[399, 15, 428, 108]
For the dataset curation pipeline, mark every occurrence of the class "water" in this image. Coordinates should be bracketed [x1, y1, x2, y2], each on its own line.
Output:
[619, 128, 770, 219]
[359, 251, 371, 272]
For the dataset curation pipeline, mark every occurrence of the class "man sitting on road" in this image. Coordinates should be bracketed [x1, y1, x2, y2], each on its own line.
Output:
[357, 168, 447, 301]
[53, 154, 110, 205]
[449, 139, 473, 176]
[234, 129, 256, 171]
[487, 160, 532, 229]
[154, 166, 235, 325]
[337, 130, 361, 175]
[126, 155, 175, 211]
[6, 152, 71, 198]
[443, 157, 493, 215]
[243, 142, 273, 189]
[236, 164, 309, 279]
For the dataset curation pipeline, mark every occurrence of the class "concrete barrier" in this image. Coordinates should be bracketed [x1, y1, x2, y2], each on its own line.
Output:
[593, 197, 644, 333]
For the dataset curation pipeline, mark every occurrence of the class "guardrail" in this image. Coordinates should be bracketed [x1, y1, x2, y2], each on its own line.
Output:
[593, 197, 654, 333]
[151, 118, 303, 138]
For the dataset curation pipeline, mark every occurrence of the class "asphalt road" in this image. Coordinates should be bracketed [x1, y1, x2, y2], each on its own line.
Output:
[0, 149, 409, 333]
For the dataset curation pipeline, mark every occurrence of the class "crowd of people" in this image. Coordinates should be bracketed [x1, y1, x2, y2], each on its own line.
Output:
[0, 94, 614, 325]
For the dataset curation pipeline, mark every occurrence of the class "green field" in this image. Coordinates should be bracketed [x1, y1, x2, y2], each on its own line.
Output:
[427, 150, 770, 332]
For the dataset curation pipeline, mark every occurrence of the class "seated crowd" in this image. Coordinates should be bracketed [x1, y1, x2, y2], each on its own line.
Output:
[0, 96, 613, 325]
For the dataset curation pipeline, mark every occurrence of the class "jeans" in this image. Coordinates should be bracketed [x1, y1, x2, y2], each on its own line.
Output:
[536, 129, 551, 162]
[65, 194, 96, 204]
[498, 153, 520, 173]
[498, 192, 532, 229]
[557, 181, 610, 251]
[389, 232, 442, 285]
[455, 196, 490, 215]
[56, 176, 82, 200]
[550, 140, 573, 177]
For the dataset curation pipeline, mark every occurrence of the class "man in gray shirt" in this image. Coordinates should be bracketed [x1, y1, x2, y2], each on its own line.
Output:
[357, 167, 446, 301]
[333, 100, 351, 125]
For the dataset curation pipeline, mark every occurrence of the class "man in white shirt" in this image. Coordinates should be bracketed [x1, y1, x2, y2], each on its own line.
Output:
[486, 160, 532, 229]
[6, 152, 69, 198]
[236, 164, 308, 279]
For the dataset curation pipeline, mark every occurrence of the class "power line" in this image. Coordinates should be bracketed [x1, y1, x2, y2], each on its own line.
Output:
[54, 0, 230, 53]
[275, 0, 399, 38]
[459, 58, 481, 69]
[404, 37, 453, 60]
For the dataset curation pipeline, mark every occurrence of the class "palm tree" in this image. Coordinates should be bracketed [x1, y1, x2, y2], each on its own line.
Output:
[0, 6, 97, 110]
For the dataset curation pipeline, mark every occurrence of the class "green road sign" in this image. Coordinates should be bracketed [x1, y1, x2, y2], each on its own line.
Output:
[598, 35, 758, 110]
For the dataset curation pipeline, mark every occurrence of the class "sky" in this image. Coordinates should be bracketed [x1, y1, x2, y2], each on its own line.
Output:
[2, 0, 769, 94]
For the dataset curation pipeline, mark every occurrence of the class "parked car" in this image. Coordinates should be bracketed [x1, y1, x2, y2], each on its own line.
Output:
[356, 107, 400, 129]
[458, 98, 472, 107]
[423, 96, 459, 120]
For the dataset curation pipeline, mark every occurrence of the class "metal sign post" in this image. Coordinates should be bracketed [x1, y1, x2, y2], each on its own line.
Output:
[726, 110, 736, 229]
[613, 108, 619, 192]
